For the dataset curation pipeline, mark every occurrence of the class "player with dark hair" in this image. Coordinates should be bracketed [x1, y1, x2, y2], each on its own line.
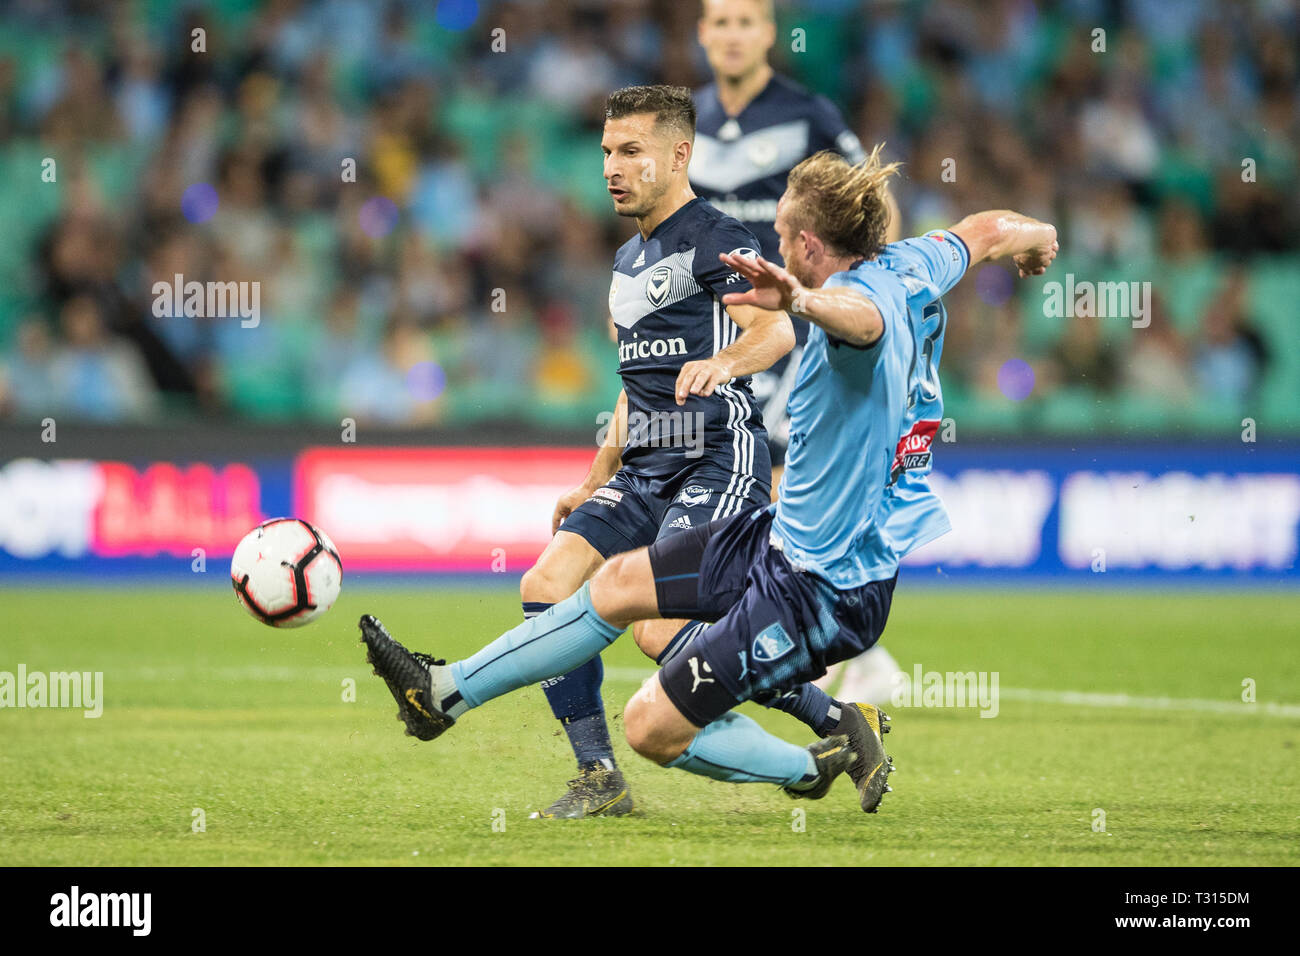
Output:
[357, 147, 1059, 810]
[516, 84, 794, 817]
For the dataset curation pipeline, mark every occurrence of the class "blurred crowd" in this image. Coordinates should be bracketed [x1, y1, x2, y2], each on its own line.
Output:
[0, 0, 1296, 433]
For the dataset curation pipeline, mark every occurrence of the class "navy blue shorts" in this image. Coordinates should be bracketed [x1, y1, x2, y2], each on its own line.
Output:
[648, 505, 897, 727]
[560, 464, 771, 559]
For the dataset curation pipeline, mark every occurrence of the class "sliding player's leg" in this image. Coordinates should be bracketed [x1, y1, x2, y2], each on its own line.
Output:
[609, 508, 849, 797]
[623, 675, 849, 797]
[633, 618, 849, 736]
[356, 504, 892, 808]
[630, 468, 846, 732]
[633, 592, 848, 741]
[626, 506, 897, 810]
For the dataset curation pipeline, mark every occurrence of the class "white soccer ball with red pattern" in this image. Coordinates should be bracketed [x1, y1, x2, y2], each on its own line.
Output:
[231, 518, 343, 627]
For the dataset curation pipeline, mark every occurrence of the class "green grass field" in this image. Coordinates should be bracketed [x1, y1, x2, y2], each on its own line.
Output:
[2, 584, 1297, 866]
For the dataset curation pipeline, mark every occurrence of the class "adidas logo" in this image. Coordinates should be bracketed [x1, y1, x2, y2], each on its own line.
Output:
[668, 515, 692, 529]
[632, 249, 645, 269]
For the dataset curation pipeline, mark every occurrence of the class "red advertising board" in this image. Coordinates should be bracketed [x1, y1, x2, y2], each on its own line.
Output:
[293, 447, 594, 572]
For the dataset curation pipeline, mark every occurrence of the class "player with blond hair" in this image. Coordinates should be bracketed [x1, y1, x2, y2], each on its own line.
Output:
[689, 0, 907, 709]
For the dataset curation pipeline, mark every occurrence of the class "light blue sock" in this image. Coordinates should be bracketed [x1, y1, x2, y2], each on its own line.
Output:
[449, 583, 622, 710]
[665, 711, 817, 786]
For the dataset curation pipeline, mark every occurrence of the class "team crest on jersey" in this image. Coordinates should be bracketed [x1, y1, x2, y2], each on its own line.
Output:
[747, 139, 778, 170]
[752, 623, 795, 663]
[676, 485, 711, 507]
[646, 266, 673, 307]
[725, 247, 758, 284]
[890, 419, 940, 483]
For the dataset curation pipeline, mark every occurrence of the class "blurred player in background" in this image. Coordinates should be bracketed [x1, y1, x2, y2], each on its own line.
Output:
[689, 0, 904, 706]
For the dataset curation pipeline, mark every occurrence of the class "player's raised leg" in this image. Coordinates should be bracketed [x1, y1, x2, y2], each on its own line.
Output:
[358, 521, 743, 740]
[357, 549, 661, 743]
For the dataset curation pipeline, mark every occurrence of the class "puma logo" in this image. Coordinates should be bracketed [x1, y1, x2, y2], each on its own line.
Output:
[688, 656, 715, 694]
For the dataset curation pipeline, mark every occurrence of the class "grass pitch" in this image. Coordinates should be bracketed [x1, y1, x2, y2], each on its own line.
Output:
[2, 583, 1297, 866]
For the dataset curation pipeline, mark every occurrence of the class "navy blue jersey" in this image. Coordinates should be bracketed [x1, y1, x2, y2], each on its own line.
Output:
[691, 74, 866, 268]
[608, 197, 769, 495]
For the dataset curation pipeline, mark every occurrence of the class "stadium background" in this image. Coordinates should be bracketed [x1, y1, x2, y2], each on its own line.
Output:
[0, 0, 1296, 580]
[1, 0, 1298, 872]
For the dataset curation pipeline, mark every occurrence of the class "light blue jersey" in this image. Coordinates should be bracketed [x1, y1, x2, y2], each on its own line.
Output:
[770, 230, 970, 588]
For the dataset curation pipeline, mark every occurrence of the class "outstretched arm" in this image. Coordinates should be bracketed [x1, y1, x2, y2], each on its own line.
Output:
[719, 211, 1058, 348]
[949, 210, 1058, 276]
[719, 252, 885, 348]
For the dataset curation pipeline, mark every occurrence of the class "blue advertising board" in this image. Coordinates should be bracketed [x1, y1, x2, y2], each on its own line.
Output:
[0, 443, 1295, 583]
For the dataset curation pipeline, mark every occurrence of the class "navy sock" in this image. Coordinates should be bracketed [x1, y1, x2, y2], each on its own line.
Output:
[528, 602, 616, 770]
[757, 684, 842, 737]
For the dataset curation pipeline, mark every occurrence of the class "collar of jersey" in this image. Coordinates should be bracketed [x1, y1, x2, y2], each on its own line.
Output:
[712, 73, 779, 123]
[641, 196, 705, 244]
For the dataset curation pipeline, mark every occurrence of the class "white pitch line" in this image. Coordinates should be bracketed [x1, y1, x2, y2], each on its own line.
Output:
[115, 665, 348, 682]
[607, 667, 1300, 718]
[994, 686, 1300, 719]
[106, 665, 1300, 719]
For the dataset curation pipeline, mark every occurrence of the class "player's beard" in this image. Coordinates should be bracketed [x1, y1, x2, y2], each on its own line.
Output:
[787, 250, 815, 289]
[618, 179, 668, 221]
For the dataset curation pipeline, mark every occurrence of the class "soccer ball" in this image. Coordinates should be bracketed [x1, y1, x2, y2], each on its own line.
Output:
[230, 518, 343, 628]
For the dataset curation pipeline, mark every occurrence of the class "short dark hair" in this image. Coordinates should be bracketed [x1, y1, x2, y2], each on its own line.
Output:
[604, 85, 696, 141]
